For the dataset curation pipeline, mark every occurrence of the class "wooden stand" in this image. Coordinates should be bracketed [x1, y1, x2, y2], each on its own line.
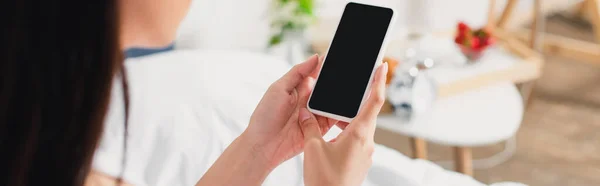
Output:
[590, 0, 600, 42]
[514, 28, 600, 65]
[410, 137, 428, 159]
[505, 0, 600, 65]
[454, 147, 474, 176]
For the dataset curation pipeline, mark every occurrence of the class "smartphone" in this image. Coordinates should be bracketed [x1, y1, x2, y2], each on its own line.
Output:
[307, 2, 396, 122]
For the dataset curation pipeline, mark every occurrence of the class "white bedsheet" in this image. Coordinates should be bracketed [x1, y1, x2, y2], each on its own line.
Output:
[93, 50, 525, 186]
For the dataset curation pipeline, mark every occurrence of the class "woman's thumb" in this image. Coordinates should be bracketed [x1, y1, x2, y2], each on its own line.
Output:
[299, 108, 323, 142]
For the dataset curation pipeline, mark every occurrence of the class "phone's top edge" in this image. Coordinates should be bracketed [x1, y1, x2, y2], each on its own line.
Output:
[345, 1, 395, 13]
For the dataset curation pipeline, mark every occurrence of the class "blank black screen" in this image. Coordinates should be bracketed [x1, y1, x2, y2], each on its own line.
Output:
[309, 3, 392, 118]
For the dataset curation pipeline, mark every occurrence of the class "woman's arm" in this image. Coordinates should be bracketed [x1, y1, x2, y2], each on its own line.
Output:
[195, 133, 273, 186]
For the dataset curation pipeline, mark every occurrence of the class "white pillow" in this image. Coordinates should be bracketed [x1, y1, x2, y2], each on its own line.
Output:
[175, 0, 271, 51]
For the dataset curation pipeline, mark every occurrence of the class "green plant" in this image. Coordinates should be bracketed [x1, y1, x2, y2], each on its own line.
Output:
[268, 0, 316, 47]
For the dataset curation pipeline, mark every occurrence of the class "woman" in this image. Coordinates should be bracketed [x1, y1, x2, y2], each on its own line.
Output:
[0, 0, 388, 185]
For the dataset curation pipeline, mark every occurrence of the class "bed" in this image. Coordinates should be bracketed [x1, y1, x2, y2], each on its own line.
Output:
[92, 50, 525, 186]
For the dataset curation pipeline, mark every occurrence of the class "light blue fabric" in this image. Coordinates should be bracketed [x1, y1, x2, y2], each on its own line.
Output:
[125, 44, 174, 58]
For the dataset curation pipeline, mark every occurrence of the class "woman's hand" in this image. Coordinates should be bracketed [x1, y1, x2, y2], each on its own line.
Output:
[301, 63, 388, 186]
[243, 54, 338, 168]
[198, 55, 339, 186]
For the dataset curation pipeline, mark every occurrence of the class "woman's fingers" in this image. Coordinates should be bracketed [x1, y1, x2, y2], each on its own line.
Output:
[299, 108, 325, 143]
[328, 137, 338, 143]
[297, 76, 316, 103]
[327, 117, 339, 130]
[275, 54, 319, 93]
[316, 116, 332, 135]
[357, 63, 388, 122]
[335, 122, 349, 130]
[347, 63, 388, 139]
[309, 55, 325, 79]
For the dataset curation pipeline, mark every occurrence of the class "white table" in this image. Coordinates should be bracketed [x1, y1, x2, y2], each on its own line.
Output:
[377, 82, 523, 175]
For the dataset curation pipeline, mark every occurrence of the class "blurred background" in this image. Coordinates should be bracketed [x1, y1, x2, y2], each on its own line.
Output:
[125, 0, 600, 185]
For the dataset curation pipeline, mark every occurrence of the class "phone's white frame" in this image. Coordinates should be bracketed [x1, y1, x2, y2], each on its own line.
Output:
[307, 1, 397, 123]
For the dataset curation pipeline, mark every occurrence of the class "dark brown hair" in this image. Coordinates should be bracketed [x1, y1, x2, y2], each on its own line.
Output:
[0, 0, 125, 185]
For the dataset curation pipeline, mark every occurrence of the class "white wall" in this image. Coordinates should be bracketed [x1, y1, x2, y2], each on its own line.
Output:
[176, 0, 547, 51]
[315, 0, 528, 33]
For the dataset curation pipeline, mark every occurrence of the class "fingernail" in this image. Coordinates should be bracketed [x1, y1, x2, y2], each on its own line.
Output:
[299, 108, 311, 122]
[307, 77, 316, 88]
[383, 62, 389, 72]
[304, 54, 318, 64]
